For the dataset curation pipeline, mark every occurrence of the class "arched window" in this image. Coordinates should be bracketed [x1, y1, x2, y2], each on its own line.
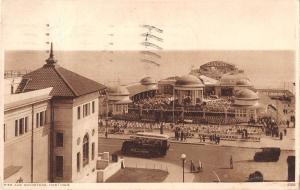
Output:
[83, 134, 89, 166]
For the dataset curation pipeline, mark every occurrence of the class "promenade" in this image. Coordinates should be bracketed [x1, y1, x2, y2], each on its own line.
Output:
[99, 127, 295, 151]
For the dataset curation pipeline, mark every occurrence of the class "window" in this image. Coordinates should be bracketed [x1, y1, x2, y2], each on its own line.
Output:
[15, 120, 18, 136]
[77, 106, 81, 120]
[87, 103, 90, 116]
[36, 113, 39, 128]
[55, 156, 63, 177]
[77, 152, 80, 172]
[36, 111, 46, 127]
[92, 101, 95, 113]
[83, 104, 86, 117]
[56, 133, 64, 147]
[83, 134, 89, 166]
[44, 111, 47, 124]
[19, 118, 24, 135]
[92, 143, 95, 160]
[83, 103, 91, 118]
[4, 124, 6, 142]
[25, 117, 28, 133]
[40, 111, 44, 126]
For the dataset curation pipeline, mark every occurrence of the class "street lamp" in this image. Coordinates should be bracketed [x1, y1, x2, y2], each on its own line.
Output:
[181, 153, 186, 182]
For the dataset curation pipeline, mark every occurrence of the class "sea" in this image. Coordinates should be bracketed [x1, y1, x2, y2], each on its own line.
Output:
[4, 50, 296, 91]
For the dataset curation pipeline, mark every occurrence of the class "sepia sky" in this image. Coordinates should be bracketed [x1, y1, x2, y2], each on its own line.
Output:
[2, 0, 298, 51]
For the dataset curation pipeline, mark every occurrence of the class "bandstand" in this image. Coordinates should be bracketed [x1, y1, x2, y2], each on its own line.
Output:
[107, 85, 132, 115]
[174, 75, 204, 105]
[233, 88, 263, 122]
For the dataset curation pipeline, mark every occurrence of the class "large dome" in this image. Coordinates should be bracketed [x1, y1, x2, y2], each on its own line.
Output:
[108, 85, 130, 96]
[235, 89, 258, 100]
[140, 77, 157, 85]
[175, 74, 204, 88]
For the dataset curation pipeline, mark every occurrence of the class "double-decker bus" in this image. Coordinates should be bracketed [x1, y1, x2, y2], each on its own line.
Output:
[121, 132, 170, 157]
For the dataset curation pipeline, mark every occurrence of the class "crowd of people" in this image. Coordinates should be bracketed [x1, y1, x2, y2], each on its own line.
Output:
[202, 98, 234, 113]
[131, 95, 173, 110]
[257, 117, 282, 138]
[99, 118, 264, 142]
[99, 119, 173, 134]
[130, 95, 235, 114]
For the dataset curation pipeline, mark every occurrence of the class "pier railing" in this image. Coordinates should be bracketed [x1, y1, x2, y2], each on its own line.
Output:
[4, 70, 31, 79]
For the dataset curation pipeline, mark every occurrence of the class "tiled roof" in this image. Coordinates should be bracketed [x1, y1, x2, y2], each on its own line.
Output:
[55, 66, 106, 96]
[16, 65, 106, 97]
[16, 44, 106, 97]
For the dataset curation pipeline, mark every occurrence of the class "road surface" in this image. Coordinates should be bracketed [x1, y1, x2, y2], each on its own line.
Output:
[99, 137, 294, 182]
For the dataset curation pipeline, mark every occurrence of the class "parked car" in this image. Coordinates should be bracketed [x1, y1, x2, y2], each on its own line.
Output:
[248, 171, 263, 182]
[254, 147, 281, 162]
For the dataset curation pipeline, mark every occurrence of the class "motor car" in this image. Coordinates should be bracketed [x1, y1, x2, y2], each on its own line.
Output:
[254, 147, 281, 162]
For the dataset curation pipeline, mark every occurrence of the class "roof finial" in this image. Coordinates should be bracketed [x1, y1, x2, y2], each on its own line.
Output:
[45, 42, 57, 65]
[50, 42, 54, 58]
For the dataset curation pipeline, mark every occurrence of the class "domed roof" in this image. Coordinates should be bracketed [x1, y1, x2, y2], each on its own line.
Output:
[175, 75, 204, 87]
[235, 89, 258, 100]
[140, 77, 157, 85]
[108, 85, 130, 96]
[236, 78, 251, 86]
[220, 72, 250, 86]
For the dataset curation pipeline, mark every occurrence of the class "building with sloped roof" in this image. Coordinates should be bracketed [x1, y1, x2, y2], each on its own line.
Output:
[107, 85, 132, 115]
[7, 43, 106, 183]
[174, 74, 205, 105]
[233, 88, 264, 122]
[126, 76, 158, 102]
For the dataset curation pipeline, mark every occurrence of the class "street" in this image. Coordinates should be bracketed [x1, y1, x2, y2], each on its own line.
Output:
[98, 137, 294, 182]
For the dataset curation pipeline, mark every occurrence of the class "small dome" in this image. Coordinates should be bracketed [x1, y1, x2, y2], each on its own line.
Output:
[108, 85, 130, 96]
[140, 77, 157, 85]
[220, 72, 250, 86]
[235, 89, 258, 100]
[236, 79, 251, 86]
[175, 75, 204, 87]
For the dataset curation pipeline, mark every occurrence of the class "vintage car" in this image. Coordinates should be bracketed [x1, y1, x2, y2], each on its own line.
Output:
[254, 147, 281, 162]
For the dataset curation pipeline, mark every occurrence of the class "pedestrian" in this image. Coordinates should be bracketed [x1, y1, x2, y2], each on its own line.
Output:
[203, 135, 205, 142]
[105, 131, 108, 139]
[280, 132, 283, 140]
[230, 156, 233, 169]
[284, 128, 287, 136]
[190, 160, 195, 172]
[180, 130, 184, 141]
[198, 160, 203, 172]
[199, 134, 202, 142]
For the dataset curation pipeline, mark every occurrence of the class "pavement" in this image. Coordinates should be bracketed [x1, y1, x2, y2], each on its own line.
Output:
[99, 127, 295, 151]
[123, 156, 195, 182]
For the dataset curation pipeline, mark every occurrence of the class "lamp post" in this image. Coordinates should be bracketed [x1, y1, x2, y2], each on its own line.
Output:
[181, 153, 186, 182]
